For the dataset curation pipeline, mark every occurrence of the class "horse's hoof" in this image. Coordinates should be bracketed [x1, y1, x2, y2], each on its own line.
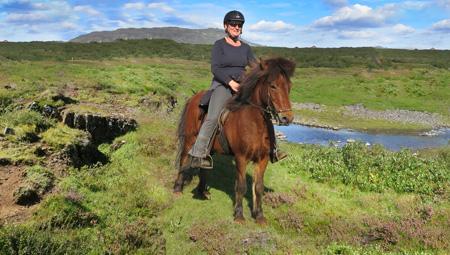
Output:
[234, 216, 245, 224]
[255, 216, 267, 225]
[194, 192, 210, 200]
[173, 191, 183, 197]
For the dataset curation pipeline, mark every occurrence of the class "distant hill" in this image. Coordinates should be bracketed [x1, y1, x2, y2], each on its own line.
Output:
[70, 27, 236, 45]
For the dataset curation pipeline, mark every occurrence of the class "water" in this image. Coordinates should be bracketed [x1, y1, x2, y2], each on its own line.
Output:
[275, 125, 450, 151]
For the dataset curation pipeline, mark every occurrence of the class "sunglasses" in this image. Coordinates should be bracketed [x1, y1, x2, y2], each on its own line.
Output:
[228, 22, 243, 28]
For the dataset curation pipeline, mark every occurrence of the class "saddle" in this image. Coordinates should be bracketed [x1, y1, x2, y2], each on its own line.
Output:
[199, 95, 277, 159]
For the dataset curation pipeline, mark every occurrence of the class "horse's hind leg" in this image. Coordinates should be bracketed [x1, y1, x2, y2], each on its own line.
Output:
[234, 155, 248, 223]
[173, 149, 190, 194]
[252, 156, 269, 225]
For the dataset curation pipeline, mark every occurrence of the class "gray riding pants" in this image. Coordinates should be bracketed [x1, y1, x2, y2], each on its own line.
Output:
[189, 85, 233, 158]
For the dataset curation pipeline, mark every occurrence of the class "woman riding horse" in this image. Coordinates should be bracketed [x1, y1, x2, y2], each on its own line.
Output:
[188, 10, 286, 170]
[174, 56, 296, 223]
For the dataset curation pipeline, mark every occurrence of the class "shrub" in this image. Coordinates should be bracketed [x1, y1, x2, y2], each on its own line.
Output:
[0, 225, 92, 255]
[284, 143, 450, 196]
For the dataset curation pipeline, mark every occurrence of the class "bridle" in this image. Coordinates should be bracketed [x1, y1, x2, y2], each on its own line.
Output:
[247, 81, 292, 125]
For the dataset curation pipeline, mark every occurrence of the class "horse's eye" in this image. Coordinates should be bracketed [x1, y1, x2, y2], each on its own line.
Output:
[270, 83, 277, 90]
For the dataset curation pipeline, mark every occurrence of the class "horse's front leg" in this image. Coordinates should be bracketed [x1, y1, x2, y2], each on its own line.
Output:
[195, 169, 210, 200]
[252, 156, 269, 225]
[234, 155, 247, 223]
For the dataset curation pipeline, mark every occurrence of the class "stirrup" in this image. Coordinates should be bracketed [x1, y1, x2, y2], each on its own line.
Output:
[271, 149, 288, 163]
[189, 155, 213, 170]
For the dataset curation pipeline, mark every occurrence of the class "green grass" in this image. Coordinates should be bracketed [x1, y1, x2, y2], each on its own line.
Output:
[2, 105, 449, 254]
[41, 124, 90, 150]
[291, 67, 450, 116]
[1, 57, 448, 131]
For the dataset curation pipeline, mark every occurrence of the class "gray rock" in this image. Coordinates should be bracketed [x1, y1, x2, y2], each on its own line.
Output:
[62, 111, 137, 143]
[3, 127, 14, 135]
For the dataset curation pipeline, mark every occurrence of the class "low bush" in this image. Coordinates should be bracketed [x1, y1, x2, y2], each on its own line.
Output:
[283, 143, 450, 196]
[0, 225, 93, 255]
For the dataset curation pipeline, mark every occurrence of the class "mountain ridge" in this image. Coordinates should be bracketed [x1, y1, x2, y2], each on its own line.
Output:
[70, 27, 257, 45]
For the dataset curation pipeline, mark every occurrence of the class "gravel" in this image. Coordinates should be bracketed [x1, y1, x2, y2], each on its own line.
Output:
[343, 104, 448, 128]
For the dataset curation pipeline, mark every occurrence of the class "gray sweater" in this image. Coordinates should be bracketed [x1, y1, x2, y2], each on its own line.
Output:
[210, 38, 255, 89]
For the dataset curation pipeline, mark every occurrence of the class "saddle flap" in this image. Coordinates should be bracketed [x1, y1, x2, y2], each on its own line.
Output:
[217, 109, 231, 154]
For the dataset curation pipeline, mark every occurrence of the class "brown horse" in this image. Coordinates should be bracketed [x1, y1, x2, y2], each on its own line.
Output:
[173, 57, 296, 224]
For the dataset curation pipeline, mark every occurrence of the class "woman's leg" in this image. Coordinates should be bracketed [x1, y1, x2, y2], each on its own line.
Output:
[189, 86, 232, 168]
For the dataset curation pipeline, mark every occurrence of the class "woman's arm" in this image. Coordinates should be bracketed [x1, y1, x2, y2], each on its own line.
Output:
[211, 40, 233, 85]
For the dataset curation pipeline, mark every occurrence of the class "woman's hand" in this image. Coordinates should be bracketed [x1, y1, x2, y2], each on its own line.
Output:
[228, 80, 240, 92]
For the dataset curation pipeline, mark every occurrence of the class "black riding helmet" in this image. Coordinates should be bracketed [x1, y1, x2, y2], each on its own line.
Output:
[223, 10, 245, 25]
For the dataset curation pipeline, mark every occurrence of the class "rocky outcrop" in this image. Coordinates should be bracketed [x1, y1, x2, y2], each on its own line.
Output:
[61, 111, 138, 143]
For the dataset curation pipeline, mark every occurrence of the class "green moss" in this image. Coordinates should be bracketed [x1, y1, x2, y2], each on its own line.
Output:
[41, 124, 90, 150]
[0, 143, 39, 165]
[0, 109, 52, 131]
[34, 195, 98, 230]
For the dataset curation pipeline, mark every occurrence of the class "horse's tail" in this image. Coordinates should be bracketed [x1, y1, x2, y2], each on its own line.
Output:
[175, 99, 190, 171]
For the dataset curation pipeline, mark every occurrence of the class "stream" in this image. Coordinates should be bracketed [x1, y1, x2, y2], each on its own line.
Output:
[275, 125, 450, 151]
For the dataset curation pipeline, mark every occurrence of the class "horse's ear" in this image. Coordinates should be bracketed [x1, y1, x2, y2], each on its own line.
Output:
[259, 58, 267, 70]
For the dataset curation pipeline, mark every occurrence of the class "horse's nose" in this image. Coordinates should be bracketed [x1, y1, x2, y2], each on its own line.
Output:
[280, 113, 294, 125]
[280, 116, 291, 125]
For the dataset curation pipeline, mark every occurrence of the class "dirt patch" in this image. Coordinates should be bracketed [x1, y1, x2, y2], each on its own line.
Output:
[327, 216, 364, 245]
[362, 219, 399, 247]
[188, 221, 277, 255]
[361, 207, 450, 251]
[275, 210, 304, 233]
[0, 166, 36, 224]
[188, 220, 234, 255]
[263, 191, 296, 208]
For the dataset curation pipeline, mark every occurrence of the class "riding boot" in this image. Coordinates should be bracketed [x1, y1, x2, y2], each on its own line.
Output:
[189, 155, 213, 169]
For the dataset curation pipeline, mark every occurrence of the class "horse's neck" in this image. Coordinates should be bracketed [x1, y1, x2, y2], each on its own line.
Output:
[249, 86, 266, 107]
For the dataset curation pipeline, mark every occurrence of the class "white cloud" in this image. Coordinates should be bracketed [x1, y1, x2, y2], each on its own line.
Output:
[313, 4, 396, 29]
[73, 5, 100, 16]
[436, 0, 450, 9]
[323, 0, 348, 8]
[248, 20, 295, 33]
[432, 19, 450, 32]
[61, 21, 78, 30]
[124, 2, 146, 10]
[339, 30, 376, 39]
[5, 12, 50, 22]
[393, 24, 415, 34]
[148, 2, 175, 14]
[244, 32, 275, 43]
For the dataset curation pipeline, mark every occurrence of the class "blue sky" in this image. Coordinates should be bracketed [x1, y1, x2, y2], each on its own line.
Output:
[0, 0, 449, 49]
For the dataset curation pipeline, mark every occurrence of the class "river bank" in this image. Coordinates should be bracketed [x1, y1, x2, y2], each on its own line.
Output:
[292, 102, 450, 134]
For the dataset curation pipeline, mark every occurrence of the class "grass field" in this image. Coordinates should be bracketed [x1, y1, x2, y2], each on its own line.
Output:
[1, 57, 449, 131]
[1, 41, 450, 254]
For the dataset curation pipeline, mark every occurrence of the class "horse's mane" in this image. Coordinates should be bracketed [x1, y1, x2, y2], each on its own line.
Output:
[226, 57, 296, 111]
